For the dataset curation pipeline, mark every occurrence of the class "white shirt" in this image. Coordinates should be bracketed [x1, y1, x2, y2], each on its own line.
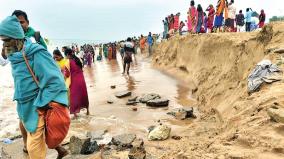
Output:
[78, 51, 84, 59]
[0, 55, 9, 66]
[228, 4, 236, 19]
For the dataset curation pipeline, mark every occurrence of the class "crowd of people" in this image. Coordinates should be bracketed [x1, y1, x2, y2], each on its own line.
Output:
[0, 1, 270, 158]
[0, 10, 91, 159]
[61, 31, 156, 75]
[162, 0, 266, 38]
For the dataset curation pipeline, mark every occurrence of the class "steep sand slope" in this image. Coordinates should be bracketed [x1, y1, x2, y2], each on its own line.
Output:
[152, 22, 284, 158]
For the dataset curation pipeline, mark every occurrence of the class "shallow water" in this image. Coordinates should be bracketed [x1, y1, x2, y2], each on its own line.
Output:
[0, 51, 196, 142]
[0, 64, 18, 140]
[81, 51, 196, 139]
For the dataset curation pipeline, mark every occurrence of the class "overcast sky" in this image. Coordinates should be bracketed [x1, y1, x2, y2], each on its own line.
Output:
[0, 0, 283, 44]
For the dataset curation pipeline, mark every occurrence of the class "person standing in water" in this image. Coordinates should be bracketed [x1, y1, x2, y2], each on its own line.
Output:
[11, 10, 61, 156]
[53, 49, 71, 89]
[147, 32, 154, 56]
[64, 48, 89, 119]
[139, 35, 146, 53]
[122, 37, 135, 75]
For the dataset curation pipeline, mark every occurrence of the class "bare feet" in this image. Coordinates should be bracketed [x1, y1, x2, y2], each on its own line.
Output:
[86, 109, 90, 115]
[71, 114, 79, 120]
[23, 146, 28, 154]
[55, 146, 68, 159]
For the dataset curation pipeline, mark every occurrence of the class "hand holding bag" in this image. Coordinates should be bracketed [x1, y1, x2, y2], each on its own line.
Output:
[22, 49, 70, 149]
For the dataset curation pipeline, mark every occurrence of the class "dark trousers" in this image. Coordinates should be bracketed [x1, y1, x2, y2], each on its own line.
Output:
[246, 22, 251, 32]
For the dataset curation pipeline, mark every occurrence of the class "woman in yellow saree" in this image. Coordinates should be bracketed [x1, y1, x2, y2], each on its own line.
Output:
[53, 49, 71, 89]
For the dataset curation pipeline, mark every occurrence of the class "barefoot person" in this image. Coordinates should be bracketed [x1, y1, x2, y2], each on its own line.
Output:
[122, 37, 135, 75]
[64, 48, 90, 118]
[0, 15, 68, 159]
[11, 10, 68, 157]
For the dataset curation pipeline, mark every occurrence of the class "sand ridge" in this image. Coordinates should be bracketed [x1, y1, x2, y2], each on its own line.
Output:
[152, 22, 284, 158]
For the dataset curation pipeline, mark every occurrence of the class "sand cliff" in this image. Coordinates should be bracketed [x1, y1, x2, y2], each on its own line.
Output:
[151, 22, 284, 158]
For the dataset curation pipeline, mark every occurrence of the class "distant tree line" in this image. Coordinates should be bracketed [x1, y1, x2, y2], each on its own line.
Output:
[269, 16, 284, 22]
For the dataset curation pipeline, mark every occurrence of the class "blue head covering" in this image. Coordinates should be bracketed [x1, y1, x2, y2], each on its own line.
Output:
[0, 15, 25, 39]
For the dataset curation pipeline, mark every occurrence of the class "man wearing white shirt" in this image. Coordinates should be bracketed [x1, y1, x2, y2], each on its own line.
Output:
[225, 0, 236, 32]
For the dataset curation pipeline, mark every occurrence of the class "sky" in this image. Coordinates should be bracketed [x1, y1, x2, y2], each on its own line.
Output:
[0, 0, 284, 45]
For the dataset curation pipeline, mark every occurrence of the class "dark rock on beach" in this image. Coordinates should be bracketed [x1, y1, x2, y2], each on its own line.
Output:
[127, 101, 138, 106]
[111, 134, 136, 148]
[80, 139, 99, 155]
[167, 107, 196, 120]
[69, 136, 91, 154]
[107, 100, 114, 104]
[146, 98, 169, 107]
[139, 94, 161, 103]
[115, 91, 132, 98]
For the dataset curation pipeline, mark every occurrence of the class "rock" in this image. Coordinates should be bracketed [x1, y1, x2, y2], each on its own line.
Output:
[129, 96, 138, 102]
[131, 138, 144, 148]
[139, 94, 161, 103]
[0, 146, 11, 159]
[86, 129, 108, 140]
[267, 107, 284, 123]
[111, 85, 116, 89]
[274, 48, 284, 54]
[69, 136, 91, 154]
[171, 136, 182, 140]
[128, 147, 146, 159]
[146, 99, 169, 107]
[109, 115, 116, 119]
[111, 134, 136, 148]
[148, 125, 171, 141]
[80, 139, 99, 155]
[127, 101, 138, 106]
[107, 100, 114, 104]
[115, 91, 132, 98]
[167, 108, 196, 120]
[132, 107, 138, 111]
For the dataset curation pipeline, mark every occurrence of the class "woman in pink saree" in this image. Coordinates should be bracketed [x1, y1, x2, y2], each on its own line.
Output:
[65, 48, 89, 118]
[206, 4, 215, 33]
[187, 0, 197, 33]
